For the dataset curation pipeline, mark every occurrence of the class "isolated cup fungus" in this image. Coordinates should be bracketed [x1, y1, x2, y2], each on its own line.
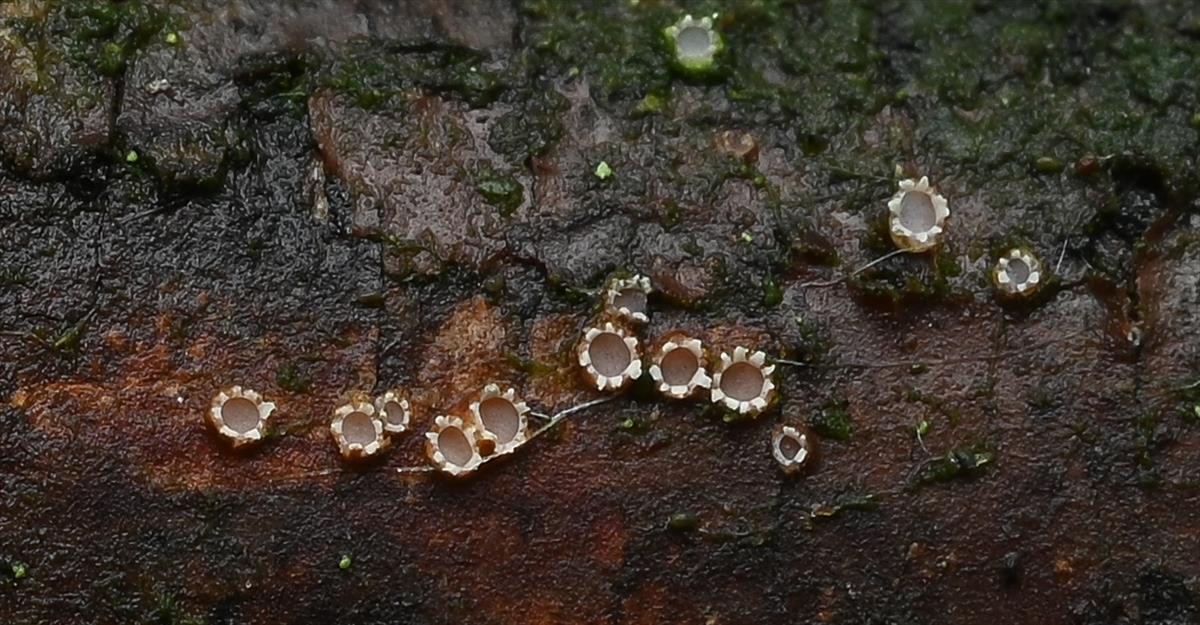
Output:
[374, 390, 412, 435]
[425, 415, 483, 477]
[888, 176, 950, 253]
[605, 275, 652, 324]
[771, 424, 812, 476]
[663, 14, 723, 73]
[648, 337, 712, 399]
[711, 347, 776, 417]
[578, 322, 643, 391]
[992, 248, 1044, 298]
[208, 386, 275, 448]
[330, 399, 387, 460]
[470, 384, 530, 457]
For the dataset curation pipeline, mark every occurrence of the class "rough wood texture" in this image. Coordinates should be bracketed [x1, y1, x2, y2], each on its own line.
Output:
[2, 1, 1199, 623]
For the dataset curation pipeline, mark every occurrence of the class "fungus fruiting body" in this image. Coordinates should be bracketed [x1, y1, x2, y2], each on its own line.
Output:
[605, 275, 652, 324]
[711, 347, 776, 417]
[888, 176, 949, 252]
[208, 386, 274, 448]
[771, 424, 812, 476]
[374, 390, 411, 435]
[578, 322, 643, 391]
[470, 384, 530, 457]
[992, 248, 1044, 298]
[425, 415, 483, 476]
[331, 400, 387, 460]
[648, 337, 712, 399]
[663, 14, 723, 74]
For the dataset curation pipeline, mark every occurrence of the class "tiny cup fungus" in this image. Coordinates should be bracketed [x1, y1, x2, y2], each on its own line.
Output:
[425, 415, 483, 477]
[208, 386, 274, 448]
[470, 384, 530, 457]
[374, 390, 412, 435]
[711, 347, 776, 417]
[992, 248, 1044, 298]
[605, 275, 652, 324]
[648, 337, 712, 399]
[887, 176, 950, 253]
[771, 424, 813, 476]
[663, 14, 723, 74]
[578, 322, 643, 391]
[331, 400, 387, 460]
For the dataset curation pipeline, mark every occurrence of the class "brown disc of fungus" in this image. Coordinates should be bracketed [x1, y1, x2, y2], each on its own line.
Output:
[710, 347, 776, 417]
[374, 390, 412, 435]
[470, 384, 530, 457]
[208, 386, 275, 448]
[604, 275, 652, 324]
[331, 400, 387, 460]
[578, 322, 643, 391]
[887, 176, 950, 253]
[648, 337, 712, 399]
[771, 424, 813, 476]
[992, 248, 1045, 298]
[425, 415, 483, 476]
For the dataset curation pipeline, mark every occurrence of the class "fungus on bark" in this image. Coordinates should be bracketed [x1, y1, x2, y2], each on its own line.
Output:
[710, 347, 776, 416]
[771, 424, 812, 476]
[888, 176, 949, 252]
[663, 14, 723, 74]
[578, 322, 642, 391]
[331, 399, 387, 460]
[374, 390, 411, 435]
[604, 275, 652, 324]
[470, 384, 530, 457]
[992, 248, 1044, 298]
[207, 386, 274, 448]
[648, 337, 712, 399]
[425, 415, 483, 476]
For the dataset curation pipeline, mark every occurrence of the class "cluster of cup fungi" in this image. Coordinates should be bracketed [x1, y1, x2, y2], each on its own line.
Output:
[205, 170, 1049, 478]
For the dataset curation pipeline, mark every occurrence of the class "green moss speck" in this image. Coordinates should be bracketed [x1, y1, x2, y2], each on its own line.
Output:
[476, 175, 524, 216]
[1033, 156, 1064, 174]
[98, 41, 125, 76]
[666, 512, 699, 532]
[805, 493, 878, 529]
[595, 161, 614, 180]
[762, 276, 783, 307]
[524, 1, 672, 100]
[326, 44, 505, 109]
[63, 0, 175, 77]
[915, 447, 993, 486]
[52, 320, 86, 353]
[276, 363, 312, 394]
[634, 93, 666, 115]
[11, 563, 27, 580]
[339, 555, 352, 570]
[810, 400, 853, 441]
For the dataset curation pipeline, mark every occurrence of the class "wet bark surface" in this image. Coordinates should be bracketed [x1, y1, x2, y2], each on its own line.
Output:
[2, 1, 1199, 624]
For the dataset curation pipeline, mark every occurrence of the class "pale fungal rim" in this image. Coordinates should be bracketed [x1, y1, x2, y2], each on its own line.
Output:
[425, 415, 484, 476]
[470, 383, 530, 457]
[887, 176, 950, 253]
[374, 390, 412, 434]
[663, 14, 723, 72]
[648, 337, 712, 399]
[330, 400, 387, 460]
[771, 425, 811, 475]
[710, 346, 776, 416]
[992, 248, 1043, 296]
[578, 322, 643, 391]
[208, 386, 274, 448]
[604, 275, 652, 324]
